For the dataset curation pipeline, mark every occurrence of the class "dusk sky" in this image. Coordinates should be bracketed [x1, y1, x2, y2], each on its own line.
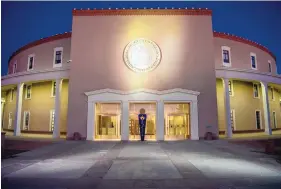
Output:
[2, 1, 281, 75]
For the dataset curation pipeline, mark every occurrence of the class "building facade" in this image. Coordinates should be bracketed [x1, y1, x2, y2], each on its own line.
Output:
[1, 8, 281, 141]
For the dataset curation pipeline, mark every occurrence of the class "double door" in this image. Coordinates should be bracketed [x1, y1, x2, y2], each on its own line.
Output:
[129, 113, 156, 140]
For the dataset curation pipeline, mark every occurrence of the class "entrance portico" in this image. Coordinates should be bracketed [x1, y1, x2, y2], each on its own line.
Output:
[85, 88, 200, 141]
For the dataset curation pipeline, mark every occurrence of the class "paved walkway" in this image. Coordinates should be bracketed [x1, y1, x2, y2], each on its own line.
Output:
[2, 140, 281, 189]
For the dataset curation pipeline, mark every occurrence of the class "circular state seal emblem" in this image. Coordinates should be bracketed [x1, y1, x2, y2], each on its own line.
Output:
[123, 38, 161, 73]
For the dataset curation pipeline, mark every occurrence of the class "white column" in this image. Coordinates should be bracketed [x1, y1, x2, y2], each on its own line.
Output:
[261, 81, 272, 135]
[121, 100, 129, 141]
[190, 100, 199, 140]
[14, 83, 24, 136]
[156, 100, 164, 141]
[53, 79, 62, 138]
[86, 101, 95, 140]
[222, 78, 232, 138]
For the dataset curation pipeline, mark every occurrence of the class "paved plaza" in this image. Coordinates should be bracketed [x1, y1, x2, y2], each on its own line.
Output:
[1, 140, 281, 189]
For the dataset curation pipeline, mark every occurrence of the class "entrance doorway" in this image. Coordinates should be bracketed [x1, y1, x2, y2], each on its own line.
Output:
[164, 103, 190, 140]
[95, 103, 121, 140]
[129, 102, 156, 140]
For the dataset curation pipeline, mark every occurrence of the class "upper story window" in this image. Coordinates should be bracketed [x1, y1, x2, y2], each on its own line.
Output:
[228, 80, 234, 96]
[253, 83, 259, 98]
[51, 81, 56, 97]
[268, 60, 272, 73]
[250, 52, 257, 70]
[27, 54, 35, 71]
[12, 61, 17, 74]
[25, 84, 32, 99]
[271, 87, 275, 100]
[53, 47, 63, 68]
[221, 46, 231, 67]
[10, 89, 14, 102]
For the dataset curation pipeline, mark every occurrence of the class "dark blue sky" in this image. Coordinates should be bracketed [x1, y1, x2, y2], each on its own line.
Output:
[2, 1, 281, 75]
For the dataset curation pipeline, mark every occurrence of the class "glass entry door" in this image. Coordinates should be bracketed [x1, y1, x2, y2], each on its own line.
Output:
[129, 113, 156, 140]
[95, 103, 121, 140]
[129, 102, 156, 140]
[164, 103, 190, 140]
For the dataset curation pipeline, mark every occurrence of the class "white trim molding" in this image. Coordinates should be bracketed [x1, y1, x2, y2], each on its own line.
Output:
[85, 88, 200, 141]
[216, 68, 281, 85]
[1, 68, 69, 86]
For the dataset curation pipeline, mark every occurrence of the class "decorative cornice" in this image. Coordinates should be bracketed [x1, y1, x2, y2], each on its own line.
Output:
[72, 8, 212, 16]
[216, 67, 281, 79]
[85, 88, 200, 96]
[2, 67, 70, 80]
[213, 32, 276, 61]
[8, 32, 72, 63]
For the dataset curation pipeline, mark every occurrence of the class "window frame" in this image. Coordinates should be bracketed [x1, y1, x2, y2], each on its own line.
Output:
[230, 109, 236, 131]
[12, 61, 17, 74]
[53, 47, 63, 68]
[27, 54, 35, 71]
[49, 109, 55, 132]
[23, 111, 30, 131]
[51, 81, 56, 97]
[255, 110, 262, 130]
[221, 46, 232, 67]
[273, 111, 277, 129]
[268, 60, 272, 73]
[271, 87, 275, 101]
[10, 89, 14, 102]
[228, 80, 234, 97]
[253, 83, 260, 98]
[25, 84, 32, 100]
[250, 52, 258, 70]
[8, 112, 12, 129]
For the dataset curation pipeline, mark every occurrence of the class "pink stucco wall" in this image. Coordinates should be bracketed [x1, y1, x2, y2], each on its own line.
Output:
[214, 37, 277, 74]
[8, 38, 71, 74]
[67, 14, 219, 139]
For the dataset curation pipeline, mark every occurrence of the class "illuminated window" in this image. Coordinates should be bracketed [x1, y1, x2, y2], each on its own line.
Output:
[23, 111, 30, 131]
[25, 84, 32, 99]
[253, 83, 259, 98]
[255, 110, 261, 129]
[250, 53, 257, 69]
[8, 112, 12, 129]
[50, 110, 55, 131]
[51, 81, 56, 97]
[221, 46, 231, 66]
[27, 54, 35, 71]
[53, 47, 63, 68]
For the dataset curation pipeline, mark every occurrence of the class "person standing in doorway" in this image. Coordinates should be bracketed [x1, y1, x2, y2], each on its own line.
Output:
[138, 108, 147, 141]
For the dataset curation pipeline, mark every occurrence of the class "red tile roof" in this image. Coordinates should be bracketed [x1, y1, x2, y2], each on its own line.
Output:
[72, 8, 212, 16]
[214, 32, 276, 61]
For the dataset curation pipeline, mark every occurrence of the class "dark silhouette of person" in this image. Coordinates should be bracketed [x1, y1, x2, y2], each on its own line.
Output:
[138, 108, 147, 141]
